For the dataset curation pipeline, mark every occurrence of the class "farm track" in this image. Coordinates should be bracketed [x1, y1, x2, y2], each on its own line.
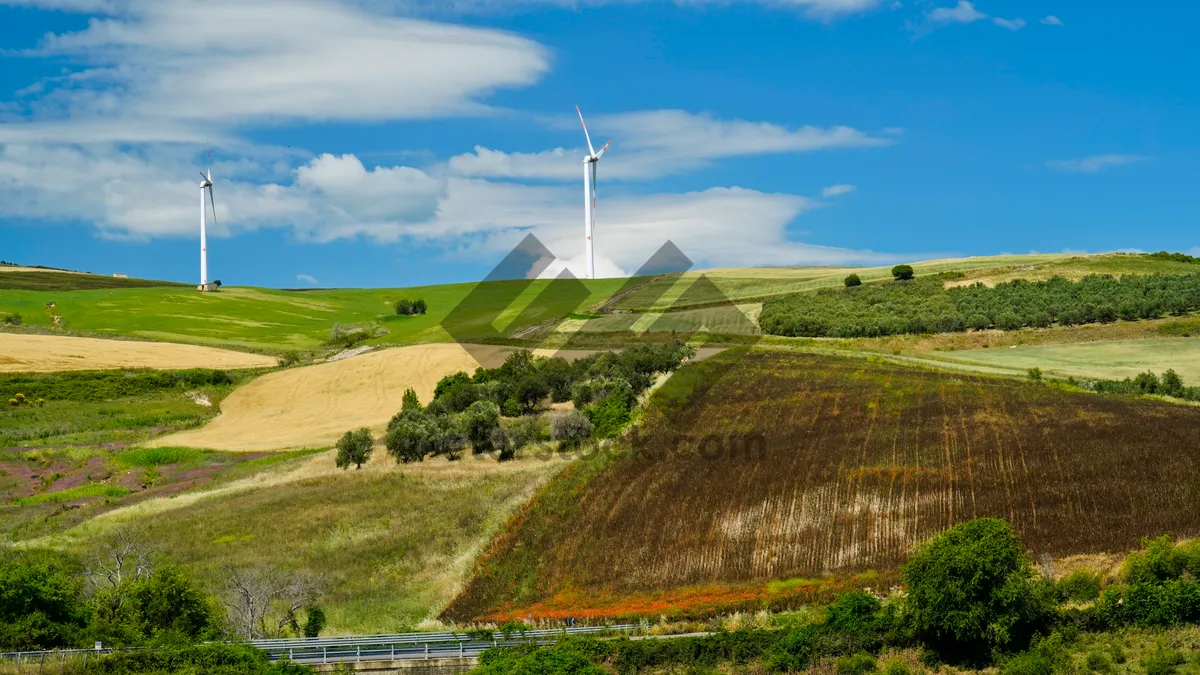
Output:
[447, 350, 1200, 620]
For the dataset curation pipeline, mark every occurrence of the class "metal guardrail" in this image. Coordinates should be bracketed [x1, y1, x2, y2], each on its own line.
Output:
[252, 624, 637, 664]
[0, 625, 638, 667]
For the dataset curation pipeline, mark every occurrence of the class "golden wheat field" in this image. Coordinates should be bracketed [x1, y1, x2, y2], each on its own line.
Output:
[146, 344, 595, 452]
[0, 333, 276, 372]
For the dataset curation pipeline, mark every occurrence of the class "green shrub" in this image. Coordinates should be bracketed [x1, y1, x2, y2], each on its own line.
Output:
[0, 548, 87, 650]
[278, 350, 303, 367]
[836, 652, 878, 675]
[845, 274, 862, 288]
[1140, 643, 1187, 675]
[89, 644, 313, 675]
[882, 659, 912, 675]
[902, 518, 1052, 664]
[891, 265, 915, 281]
[1027, 367, 1043, 382]
[1085, 650, 1115, 674]
[1057, 570, 1102, 602]
[303, 606, 326, 637]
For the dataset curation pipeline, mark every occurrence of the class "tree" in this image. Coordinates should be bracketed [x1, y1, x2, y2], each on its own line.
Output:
[550, 411, 593, 450]
[385, 414, 435, 464]
[1161, 369, 1185, 398]
[0, 548, 88, 650]
[463, 400, 502, 454]
[335, 428, 373, 470]
[412, 298, 428, 315]
[303, 606, 326, 638]
[401, 388, 422, 414]
[394, 299, 413, 315]
[891, 264, 914, 281]
[223, 566, 321, 639]
[126, 567, 223, 644]
[844, 273, 862, 288]
[902, 518, 1052, 664]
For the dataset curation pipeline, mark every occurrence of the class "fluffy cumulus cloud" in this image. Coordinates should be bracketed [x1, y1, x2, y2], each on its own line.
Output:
[0, 0, 899, 276]
[1046, 154, 1148, 173]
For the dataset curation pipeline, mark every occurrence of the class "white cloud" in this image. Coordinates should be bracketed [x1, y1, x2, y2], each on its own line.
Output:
[450, 110, 887, 181]
[992, 17, 1025, 30]
[822, 184, 856, 197]
[1046, 154, 1148, 173]
[928, 0, 986, 23]
[925, 1, 1024, 31]
[296, 273, 318, 285]
[13, 0, 548, 136]
[1042, 15, 1063, 25]
[393, 0, 887, 21]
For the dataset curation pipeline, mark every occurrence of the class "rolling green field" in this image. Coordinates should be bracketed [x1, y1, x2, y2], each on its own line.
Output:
[0, 269, 186, 291]
[0, 279, 630, 352]
[941, 336, 1200, 381]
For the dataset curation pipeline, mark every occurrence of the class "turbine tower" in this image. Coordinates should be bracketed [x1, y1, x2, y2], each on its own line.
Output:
[198, 154, 219, 291]
[576, 106, 610, 280]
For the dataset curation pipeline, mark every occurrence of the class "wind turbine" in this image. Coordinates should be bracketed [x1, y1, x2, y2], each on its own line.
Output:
[198, 153, 218, 291]
[576, 106, 610, 280]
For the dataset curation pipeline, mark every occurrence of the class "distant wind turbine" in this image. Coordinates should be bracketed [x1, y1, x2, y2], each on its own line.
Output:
[198, 153, 219, 291]
[576, 106, 610, 280]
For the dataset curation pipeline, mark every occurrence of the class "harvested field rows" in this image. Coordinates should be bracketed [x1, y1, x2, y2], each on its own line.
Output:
[0, 333, 276, 372]
[447, 350, 1200, 620]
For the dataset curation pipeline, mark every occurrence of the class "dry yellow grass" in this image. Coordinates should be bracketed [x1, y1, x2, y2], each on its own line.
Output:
[146, 343, 591, 452]
[0, 332, 276, 372]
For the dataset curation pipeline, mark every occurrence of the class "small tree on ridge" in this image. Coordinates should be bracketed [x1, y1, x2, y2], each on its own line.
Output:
[335, 428, 373, 470]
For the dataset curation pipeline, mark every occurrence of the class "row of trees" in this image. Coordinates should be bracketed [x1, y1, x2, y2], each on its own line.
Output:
[762, 273, 1200, 338]
[1077, 368, 1200, 402]
[0, 531, 325, 651]
[334, 341, 695, 468]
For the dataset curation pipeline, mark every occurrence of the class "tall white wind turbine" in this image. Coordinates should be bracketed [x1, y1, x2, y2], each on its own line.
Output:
[576, 106, 610, 280]
[198, 154, 218, 290]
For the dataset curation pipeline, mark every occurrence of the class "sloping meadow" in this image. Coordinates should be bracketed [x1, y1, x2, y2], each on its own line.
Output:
[445, 349, 1200, 621]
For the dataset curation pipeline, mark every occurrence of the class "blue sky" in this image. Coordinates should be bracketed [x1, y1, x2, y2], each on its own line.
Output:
[0, 0, 1197, 288]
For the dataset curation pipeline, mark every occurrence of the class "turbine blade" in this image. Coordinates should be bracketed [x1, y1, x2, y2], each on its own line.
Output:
[207, 185, 218, 232]
[200, 172, 209, 182]
[576, 105, 596, 157]
[594, 141, 611, 159]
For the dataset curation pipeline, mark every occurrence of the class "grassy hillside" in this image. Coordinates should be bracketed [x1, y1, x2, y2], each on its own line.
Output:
[444, 348, 1200, 621]
[30, 453, 562, 634]
[0, 268, 187, 291]
[0, 279, 629, 352]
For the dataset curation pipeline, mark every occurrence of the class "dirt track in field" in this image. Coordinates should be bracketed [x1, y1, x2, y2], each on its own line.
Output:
[147, 344, 591, 452]
[0, 333, 276, 372]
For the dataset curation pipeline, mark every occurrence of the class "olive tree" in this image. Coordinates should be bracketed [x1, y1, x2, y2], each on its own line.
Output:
[335, 428, 373, 470]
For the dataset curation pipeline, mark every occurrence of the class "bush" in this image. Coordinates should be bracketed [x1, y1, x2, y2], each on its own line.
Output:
[303, 606, 325, 638]
[2, 312, 21, 326]
[551, 411, 593, 449]
[836, 652, 878, 675]
[845, 274, 863, 288]
[335, 428, 373, 469]
[277, 350, 303, 367]
[1056, 570, 1102, 602]
[89, 644, 313, 675]
[1027, 367, 1043, 382]
[401, 388, 422, 414]
[0, 548, 87, 650]
[891, 265, 915, 281]
[394, 298, 427, 316]
[584, 378, 636, 439]
[902, 518, 1052, 664]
